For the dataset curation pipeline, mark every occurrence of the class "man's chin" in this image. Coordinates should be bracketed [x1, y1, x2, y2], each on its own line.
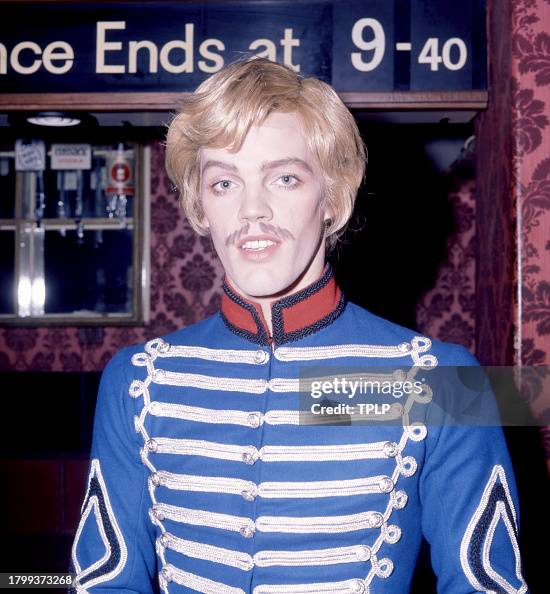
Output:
[231, 271, 296, 302]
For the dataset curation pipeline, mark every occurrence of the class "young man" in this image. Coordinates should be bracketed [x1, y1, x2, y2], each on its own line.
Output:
[71, 59, 527, 594]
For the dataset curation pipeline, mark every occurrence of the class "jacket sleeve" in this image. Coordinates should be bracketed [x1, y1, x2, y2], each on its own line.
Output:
[70, 348, 157, 593]
[420, 344, 528, 594]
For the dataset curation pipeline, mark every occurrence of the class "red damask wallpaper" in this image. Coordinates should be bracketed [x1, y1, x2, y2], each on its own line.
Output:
[512, 0, 550, 461]
[416, 172, 476, 351]
[513, 0, 550, 368]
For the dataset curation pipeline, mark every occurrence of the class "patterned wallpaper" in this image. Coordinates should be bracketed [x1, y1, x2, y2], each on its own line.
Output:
[512, 0, 550, 367]
[512, 0, 550, 458]
[416, 169, 476, 351]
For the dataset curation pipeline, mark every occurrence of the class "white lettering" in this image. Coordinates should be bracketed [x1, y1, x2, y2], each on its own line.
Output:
[248, 38, 276, 61]
[198, 38, 225, 73]
[280, 28, 300, 72]
[96, 21, 126, 74]
[357, 403, 391, 415]
[11, 41, 42, 74]
[0, 43, 7, 74]
[351, 18, 385, 72]
[42, 41, 74, 74]
[159, 23, 194, 73]
[128, 40, 158, 74]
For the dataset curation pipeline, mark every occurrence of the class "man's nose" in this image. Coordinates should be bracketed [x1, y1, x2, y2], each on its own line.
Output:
[237, 187, 273, 223]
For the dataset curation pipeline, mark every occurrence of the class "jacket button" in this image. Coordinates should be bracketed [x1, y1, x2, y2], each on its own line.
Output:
[247, 413, 261, 428]
[392, 368, 406, 381]
[153, 369, 165, 382]
[383, 441, 398, 457]
[239, 524, 256, 538]
[355, 545, 371, 561]
[161, 567, 172, 583]
[379, 476, 394, 493]
[398, 342, 412, 352]
[149, 401, 160, 415]
[254, 350, 268, 364]
[392, 403, 404, 415]
[151, 506, 164, 521]
[243, 559, 255, 571]
[242, 450, 257, 465]
[147, 439, 158, 453]
[351, 579, 365, 593]
[369, 512, 384, 528]
[158, 341, 170, 353]
[150, 472, 161, 486]
[241, 487, 257, 501]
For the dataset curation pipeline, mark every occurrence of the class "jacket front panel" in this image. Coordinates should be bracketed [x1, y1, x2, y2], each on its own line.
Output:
[71, 286, 527, 594]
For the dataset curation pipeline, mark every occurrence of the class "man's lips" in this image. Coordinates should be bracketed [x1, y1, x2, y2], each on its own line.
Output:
[237, 234, 282, 251]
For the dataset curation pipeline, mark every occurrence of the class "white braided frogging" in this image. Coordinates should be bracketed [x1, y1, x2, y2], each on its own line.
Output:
[157, 532, 389, 570]
[131, 336, 436, 594]
[152, 501, 403, 534]
[275, 335, 438, 368]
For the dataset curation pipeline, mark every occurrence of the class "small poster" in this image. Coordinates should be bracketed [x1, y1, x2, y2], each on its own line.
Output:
[51, 144, 92, 170]
[15, 139, 46, 171]
[106, 150, 134, 196]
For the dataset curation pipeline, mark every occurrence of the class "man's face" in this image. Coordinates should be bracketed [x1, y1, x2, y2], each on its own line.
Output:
[199, 111, 329, 300]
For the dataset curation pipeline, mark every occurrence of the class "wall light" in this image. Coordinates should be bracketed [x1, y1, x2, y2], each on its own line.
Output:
[26, 111, 81, 127]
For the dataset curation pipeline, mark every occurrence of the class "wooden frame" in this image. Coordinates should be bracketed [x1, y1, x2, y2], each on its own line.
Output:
[0, 91, 488, 111]
[0, 144, 151, 326]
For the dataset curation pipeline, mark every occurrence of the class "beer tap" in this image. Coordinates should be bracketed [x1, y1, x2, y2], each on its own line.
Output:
[35, 170, 46, 227]
[75, 169, 84, 243]
[93, 158, 104, 247]
[56, 170, 67, 237]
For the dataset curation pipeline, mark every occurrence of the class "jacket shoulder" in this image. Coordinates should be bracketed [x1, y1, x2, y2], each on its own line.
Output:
[101, 312, 231, 373]
[343, 301, 479, 365]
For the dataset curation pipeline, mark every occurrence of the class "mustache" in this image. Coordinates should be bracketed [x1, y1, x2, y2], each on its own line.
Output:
[225, 222, 295, 246]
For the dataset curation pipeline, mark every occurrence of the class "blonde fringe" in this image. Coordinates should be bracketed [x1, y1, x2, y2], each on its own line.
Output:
[165, 57, 367, 250]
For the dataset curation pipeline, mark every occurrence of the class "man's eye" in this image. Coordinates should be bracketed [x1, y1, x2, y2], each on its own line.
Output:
[212, 179, 235, 193]
[275, 174, 300, 188]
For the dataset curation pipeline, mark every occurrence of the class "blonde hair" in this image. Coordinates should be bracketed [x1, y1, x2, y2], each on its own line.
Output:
[165, 57, 367, 249]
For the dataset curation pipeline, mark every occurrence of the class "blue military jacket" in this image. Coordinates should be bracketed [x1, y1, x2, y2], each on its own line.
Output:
[71, 266, 527, 594]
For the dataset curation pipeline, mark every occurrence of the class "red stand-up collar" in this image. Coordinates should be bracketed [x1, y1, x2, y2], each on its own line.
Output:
[220, 264, 346, 346]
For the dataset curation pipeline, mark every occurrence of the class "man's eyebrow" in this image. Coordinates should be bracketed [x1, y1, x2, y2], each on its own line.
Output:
[201, 160, 239, 174]
[260, 158, 313, 174]
[201, 157, 314, 175]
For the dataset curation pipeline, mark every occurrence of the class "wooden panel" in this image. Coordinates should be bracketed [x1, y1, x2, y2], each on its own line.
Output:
[0, 91, 488, 112]
[474, 0, 516, 365]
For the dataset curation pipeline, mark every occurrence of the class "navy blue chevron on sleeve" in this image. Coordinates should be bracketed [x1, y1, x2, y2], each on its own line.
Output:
[71, 459, 128, 591]
[460, 465, 528, 594]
